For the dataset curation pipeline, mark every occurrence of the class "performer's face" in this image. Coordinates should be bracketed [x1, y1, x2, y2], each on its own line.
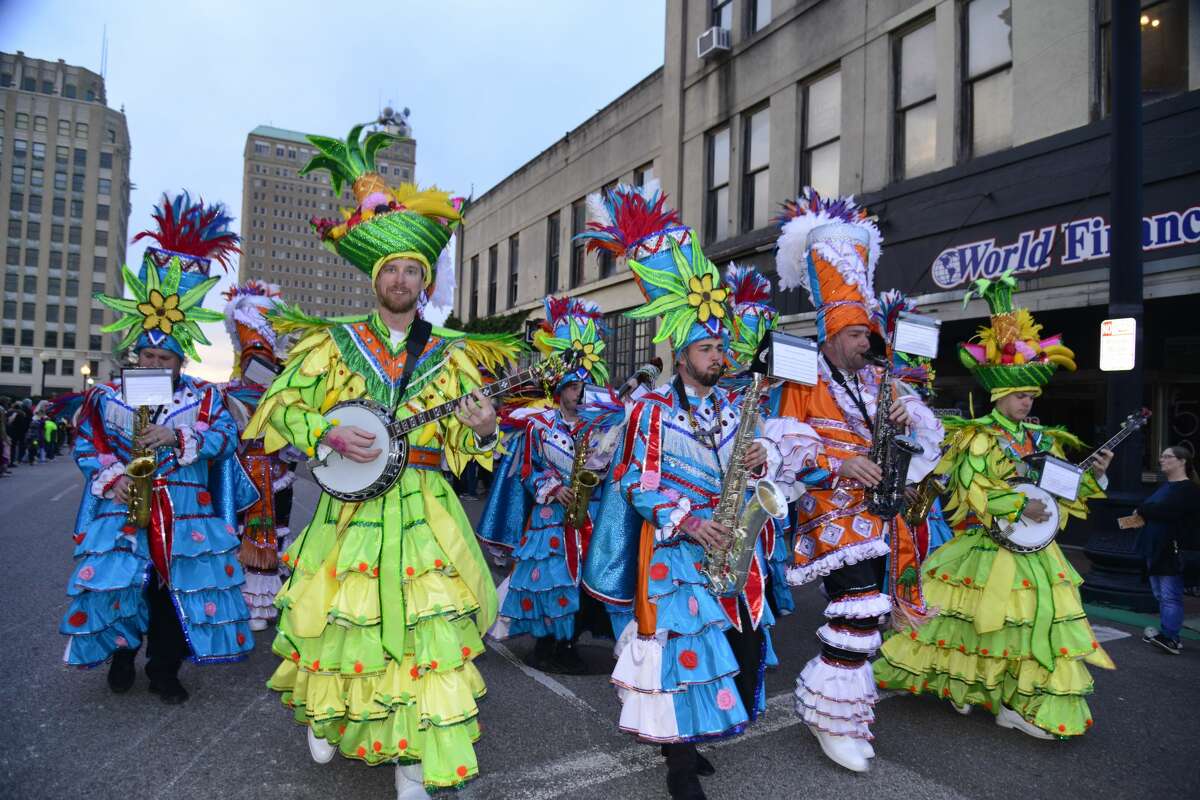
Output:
[375, 258, 425, 314]
[559, 381, 583, 413]
[995, 391, 1036, 423]
[822, 325, 872, 371]
[137, 347, 182, 380]
[679, 339, 725, 388]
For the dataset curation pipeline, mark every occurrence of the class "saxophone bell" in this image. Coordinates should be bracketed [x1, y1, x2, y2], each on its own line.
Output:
[125, 406, 156, 528]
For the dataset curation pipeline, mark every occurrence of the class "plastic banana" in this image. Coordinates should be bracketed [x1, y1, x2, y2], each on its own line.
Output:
[1042, 344, 1076, 359]
[1047, 354, 1077, 371]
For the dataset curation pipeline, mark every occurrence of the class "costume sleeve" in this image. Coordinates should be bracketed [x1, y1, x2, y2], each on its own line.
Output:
[431, 343, 497, 477]
[521, 420, 564, 504]
[618, 400, 693, 542]
[775, 380, 839, 489]
[244, 329, 345, 457]
[175, 385, 239, 466]
[74, 387, 125, 499]
[900, 393, 945, 483]
[758, 416, 832, 500]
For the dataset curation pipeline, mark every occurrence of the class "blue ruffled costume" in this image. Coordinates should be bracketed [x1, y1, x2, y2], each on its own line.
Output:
[61, 376, 257, 667]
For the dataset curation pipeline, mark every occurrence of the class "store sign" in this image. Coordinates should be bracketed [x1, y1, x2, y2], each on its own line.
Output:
[930, 204, 1200, 289]
[1099, 317, 1137, 372]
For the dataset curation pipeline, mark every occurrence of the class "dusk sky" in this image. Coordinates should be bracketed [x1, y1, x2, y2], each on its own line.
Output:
[0, 0, 665, 380]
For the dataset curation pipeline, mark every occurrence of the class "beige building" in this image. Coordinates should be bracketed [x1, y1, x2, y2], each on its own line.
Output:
[239, 110, 417, 316]
[456, 0, 1200, 403]
[0, 50, 132, 397]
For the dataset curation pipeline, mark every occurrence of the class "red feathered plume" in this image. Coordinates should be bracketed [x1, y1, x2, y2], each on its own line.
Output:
[578, 187, 682, 257]
[132, 192, 242, 270]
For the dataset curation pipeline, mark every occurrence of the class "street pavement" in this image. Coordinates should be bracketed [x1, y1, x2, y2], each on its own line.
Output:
[1, 457, 1197, 800]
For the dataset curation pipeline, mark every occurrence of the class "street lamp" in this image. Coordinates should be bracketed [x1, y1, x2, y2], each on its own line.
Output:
[80, 362, 91, 389]
[37, 352, 51, 398]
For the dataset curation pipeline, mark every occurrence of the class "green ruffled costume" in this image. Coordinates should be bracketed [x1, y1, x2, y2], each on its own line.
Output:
[245, 312, 516, 789]
[873, 410, 1115, 738]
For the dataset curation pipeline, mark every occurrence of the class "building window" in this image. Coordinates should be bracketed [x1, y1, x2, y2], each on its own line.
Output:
[705, 126, 731, 243]
[11, 165, 25, 186]
[96, 204, 109, 221]
[741, 105, 770, 232]
[89, 334, 102, 351]
[70, 199, 83, 219]
[604, 311, 656, 385]
[63, 84, 76, 98]
[30, 168, 43, 188]
[63, 332, 75, 349]
[33, 115, 47, 133]
[55, 145, 68, 165]
[26, 221, 39, 240]
[1, 302, 13, 320]
[507, 233, 520, 307]
[9, 192, 22, 212]
[634, 162, 656, 188]
[99, 152, 112, 169]
[62, 358, 74, 374]
[71, 173, 84, 192]
[69, 226, 82, 245]
[15, 112, 28, 130]
[57, 119, 70, 135]
[711, 0, 733, 30]
[31, 142, 45, 162]
[749, 0, 772, 32]
[894, 19, 938, 180]
[486, 244, 498, 316]
[28, 194, 41, 214]
[24, 248, 39, 267]
[46, 305, 59, 322]
[98, 178, 111, 195]
[570, 199, 586, 288]
[802, 68, 842, 196]
[73, 148, 86, 168]
[472, 255, 482, 321]
[45, 330, 58, 347]
[54, 170, 67, 191]
[21, 329, 33, 346]
[19, 357, 32, 374]
[95, 229, 107, 246]
[964, 0, 1013, 159]
[1100, 0, 1190, 115]
[0, 356, 10, 373]
[598, 182, 618, 278]
[75, 122, 88, 139]
[6, 220, 19, 238]
[52, 197, 64, 216]
[545, 212, 560, 294]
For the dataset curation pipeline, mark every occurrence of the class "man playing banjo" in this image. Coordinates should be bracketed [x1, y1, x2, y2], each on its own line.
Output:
[244, 124, 523, 798]
[874, 271, 1116, 740]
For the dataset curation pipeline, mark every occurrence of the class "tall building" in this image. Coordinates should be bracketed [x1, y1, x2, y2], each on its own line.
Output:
[0, 50, 132, 397]
[458, 0, 1199, 470]
[239, 108, 417, 316]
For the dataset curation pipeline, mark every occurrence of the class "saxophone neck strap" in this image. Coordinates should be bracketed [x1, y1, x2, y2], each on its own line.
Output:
[823, 353, 874, 436]
[674, 374, 725, 477]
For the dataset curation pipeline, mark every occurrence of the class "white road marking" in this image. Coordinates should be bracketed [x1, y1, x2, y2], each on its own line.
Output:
[487, 638, 602, 717]
[1091, 624, 1132, 643]
[50, 485, 78, 502]
[152, 691, 274, 798]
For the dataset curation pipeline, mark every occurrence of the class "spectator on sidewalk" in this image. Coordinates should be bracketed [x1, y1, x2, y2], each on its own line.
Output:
[8, 400, 30, 467]
[26, 408, 46, 465]
[43, 416, 58, 461]
[1131, 445, 1200, 655]
[0, 397, 10, 475]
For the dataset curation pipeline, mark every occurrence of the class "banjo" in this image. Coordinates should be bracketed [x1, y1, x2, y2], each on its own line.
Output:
[989, 408, 1151, 553]
[311, 353, 573, 502]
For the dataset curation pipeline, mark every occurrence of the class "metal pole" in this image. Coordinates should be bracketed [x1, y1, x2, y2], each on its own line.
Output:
[1105, 0, 1144, 495]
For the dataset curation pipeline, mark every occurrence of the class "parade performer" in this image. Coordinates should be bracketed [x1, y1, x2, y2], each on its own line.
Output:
[63, 193, 255, 704]
[873, 271, 1115, 739]
[581, 187, 811, 800]
[723, 264, 795, 616]
[221, 280, 298, 631]
[485, 296, 628, 673]
[242, 123, 521, 798]
[774, 189, 943, 772]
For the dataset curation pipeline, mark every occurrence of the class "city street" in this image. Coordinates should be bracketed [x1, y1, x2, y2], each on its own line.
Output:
[2, 458, 1197, 800]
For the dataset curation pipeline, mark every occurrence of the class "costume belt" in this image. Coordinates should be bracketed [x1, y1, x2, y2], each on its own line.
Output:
[406, 446, 442, 471]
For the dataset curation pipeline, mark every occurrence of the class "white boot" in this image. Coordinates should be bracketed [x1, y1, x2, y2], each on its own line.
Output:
[856, 738, 875, 759]
[809, 726, 869, 772]
[306, 727, 336, 764]
[248, 617, 269, 632]
[952, 701, 973, 716]
[394, 763, 432, 800]
[995, 705, 1054, 740]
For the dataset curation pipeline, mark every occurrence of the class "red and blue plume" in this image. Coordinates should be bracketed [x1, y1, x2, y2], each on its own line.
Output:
[222, 280, 282, 302]
[875, 289, 934, 390]
[576, 185, 682, 257]
[725, 264, 773, 311]
[133, 191, 242, 270]
[775, 186, 868, 227]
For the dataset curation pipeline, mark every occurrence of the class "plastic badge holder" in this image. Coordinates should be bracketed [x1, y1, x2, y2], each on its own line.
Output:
[121, 367, 175, 407]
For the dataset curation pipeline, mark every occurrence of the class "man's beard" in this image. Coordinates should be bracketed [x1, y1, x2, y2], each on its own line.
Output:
[688, 360, 723, 387]
[379, 290, 419, 315]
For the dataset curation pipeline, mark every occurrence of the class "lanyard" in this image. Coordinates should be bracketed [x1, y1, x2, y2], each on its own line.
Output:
[822, 354, 874, 434]
[674, 375, 725, 478]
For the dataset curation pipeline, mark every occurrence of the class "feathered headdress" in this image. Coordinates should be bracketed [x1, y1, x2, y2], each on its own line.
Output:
[775, 187, 882, 342]
[95, 192, 236, 361]
[957, 269, 1075, 400]
[725, 264, 777, 369]
[223, 281, 284, 375]
[303, 122, 464, 294]
[874, 289, 935, 396]
[533, 296, 611, 390]
[578, 186, 730, 353]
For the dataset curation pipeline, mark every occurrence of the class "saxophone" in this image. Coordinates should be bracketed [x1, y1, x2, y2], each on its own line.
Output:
[566, 429, 600, 529]
[702, 373, 788, 597]
[125, 406, 157, 528]
[864, 355, 923, 519]
[902, 473, 946, 528]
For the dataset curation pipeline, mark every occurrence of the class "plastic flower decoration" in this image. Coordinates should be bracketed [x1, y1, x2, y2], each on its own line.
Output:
[96, 258, 224, 361]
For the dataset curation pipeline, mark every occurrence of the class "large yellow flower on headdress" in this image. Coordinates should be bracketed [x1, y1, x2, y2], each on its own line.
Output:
[686, 273, 729, 324]
[137, 289, 186, 334]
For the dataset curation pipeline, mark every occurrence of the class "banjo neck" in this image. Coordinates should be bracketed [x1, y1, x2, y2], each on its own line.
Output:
[391, 364, 550, 436]
[1077, 408, 1150, 471]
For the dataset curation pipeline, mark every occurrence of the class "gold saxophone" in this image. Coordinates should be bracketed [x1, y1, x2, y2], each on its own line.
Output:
[125, 406, 156, 528]
[902, 473, 946, 528]
[701, 373, 788, 596]
[566, 429, 600, 528]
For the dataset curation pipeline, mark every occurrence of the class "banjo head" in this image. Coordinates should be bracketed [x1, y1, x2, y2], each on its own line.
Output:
[312, 399, 408, 502]
[992, 483, 1059, 552]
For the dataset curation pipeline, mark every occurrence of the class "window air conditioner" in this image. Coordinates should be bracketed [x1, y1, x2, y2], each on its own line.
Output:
[697, 26, 732, 60]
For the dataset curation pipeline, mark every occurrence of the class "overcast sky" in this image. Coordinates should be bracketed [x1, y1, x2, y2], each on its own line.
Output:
[0, 0, 665, 380]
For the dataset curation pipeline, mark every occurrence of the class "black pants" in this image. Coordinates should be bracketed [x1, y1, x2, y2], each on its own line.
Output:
[819, 555, 886, 664]
[143, 577, 189, 681]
